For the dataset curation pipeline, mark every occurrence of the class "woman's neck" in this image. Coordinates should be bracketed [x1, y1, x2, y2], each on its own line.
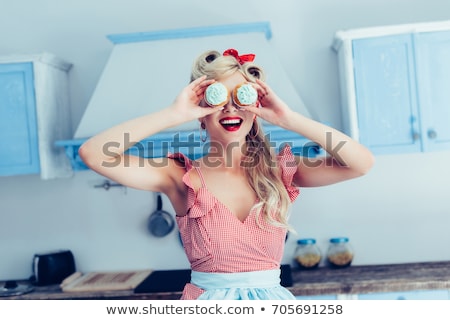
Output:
[203, 139, 247, 170]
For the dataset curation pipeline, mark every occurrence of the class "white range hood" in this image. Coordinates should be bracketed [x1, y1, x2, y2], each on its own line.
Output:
[74, 22, 312, 138]
[58, 22, 320, 171]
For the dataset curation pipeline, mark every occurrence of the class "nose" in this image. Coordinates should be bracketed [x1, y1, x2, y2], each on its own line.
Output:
[222, 98, 239, 112]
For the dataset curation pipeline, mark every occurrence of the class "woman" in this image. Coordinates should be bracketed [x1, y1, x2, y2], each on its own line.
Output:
[79, 49, 374, 299]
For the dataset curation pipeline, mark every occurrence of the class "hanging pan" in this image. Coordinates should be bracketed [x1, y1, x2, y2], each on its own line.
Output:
[147, 193, 175, 237]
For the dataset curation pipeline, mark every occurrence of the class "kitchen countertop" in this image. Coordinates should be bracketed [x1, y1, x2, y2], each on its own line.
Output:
[2, 261, 450, 300]
[289, 260, 450, 297]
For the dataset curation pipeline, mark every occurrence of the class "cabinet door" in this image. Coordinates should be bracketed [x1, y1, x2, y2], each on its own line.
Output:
[0, 62, 40, 175]
[352, 35, 421, 154]
[414, 31, 450, 152]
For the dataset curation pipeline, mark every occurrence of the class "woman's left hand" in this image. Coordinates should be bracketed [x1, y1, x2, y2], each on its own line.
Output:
[243, 79, 294, 128]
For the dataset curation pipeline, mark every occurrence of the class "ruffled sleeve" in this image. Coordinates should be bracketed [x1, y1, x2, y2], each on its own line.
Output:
[187, 188, 217, 218]
[277, 145, 300, 202]
[167, 153, 217, 218]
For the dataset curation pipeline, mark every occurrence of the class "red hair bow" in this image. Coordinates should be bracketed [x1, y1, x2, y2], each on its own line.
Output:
[223, 48, 255, 65]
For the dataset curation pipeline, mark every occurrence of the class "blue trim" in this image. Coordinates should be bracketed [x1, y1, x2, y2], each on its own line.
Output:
[0, 62, 40, 176]
[107, 22, 272, 44]
[56, 125, 320, 171]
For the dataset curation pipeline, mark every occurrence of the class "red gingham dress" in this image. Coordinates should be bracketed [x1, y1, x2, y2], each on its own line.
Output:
[169, 145, 300, 299]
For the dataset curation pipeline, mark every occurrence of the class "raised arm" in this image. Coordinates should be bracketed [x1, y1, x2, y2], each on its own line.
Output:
[247, 79, 375, 187]
[78, 76, 221, 193]
[281, 112, 374, 187]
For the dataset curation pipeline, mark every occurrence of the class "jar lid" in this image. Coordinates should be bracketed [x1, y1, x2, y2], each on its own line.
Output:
[329, 237, 349, 243]
[297, 238, 316, 245]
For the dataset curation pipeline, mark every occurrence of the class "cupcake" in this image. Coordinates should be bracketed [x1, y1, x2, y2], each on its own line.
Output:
[204, 83, 229, 107]
[233, 83, 257, 107]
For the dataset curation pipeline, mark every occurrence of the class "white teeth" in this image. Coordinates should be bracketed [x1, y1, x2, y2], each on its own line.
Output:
[220, 119, 241, 125]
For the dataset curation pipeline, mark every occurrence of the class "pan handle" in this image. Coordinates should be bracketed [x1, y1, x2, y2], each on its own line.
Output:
[157, 193, 163, 211]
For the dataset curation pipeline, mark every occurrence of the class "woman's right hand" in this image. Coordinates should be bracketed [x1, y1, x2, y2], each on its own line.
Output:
[169, 75, 225, 121]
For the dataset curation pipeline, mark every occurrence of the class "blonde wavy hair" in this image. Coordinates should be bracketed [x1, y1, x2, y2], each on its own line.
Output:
[191, 50, 293, 230]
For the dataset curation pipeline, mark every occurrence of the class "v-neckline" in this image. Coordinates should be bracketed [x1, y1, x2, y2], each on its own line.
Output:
[199, 186, 258, 224]
[191, 163, 258, 224]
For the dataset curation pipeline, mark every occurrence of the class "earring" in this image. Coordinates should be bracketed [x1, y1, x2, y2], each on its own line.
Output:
[199, 122, 207, 142]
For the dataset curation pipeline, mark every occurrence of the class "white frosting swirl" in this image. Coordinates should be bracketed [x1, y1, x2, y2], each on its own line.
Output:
[205, 83, 228, 106]
[235, 84, 257, 105]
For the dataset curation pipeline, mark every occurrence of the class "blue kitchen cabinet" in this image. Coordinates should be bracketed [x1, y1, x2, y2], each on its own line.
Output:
[0, 54, 72, 179]
[333, 21, 450, 155]
[414, 31, 450, 152]
[352, 34, 420, 154]
[0, 62, 40, 175]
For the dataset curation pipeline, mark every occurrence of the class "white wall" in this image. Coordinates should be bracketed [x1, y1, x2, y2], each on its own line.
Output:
[1, 0, 450, 280]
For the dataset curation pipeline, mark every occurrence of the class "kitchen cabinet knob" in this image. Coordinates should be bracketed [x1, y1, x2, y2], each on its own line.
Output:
[428, 129, 437, 139]
[412, 132, 420, 141]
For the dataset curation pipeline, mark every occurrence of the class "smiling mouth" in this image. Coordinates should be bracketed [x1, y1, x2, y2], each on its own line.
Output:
[220, 118, 243, 131]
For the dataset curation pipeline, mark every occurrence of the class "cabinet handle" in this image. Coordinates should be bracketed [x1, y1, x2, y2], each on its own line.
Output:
[428, 129, 437, 139]
[412, 132, 421, 141]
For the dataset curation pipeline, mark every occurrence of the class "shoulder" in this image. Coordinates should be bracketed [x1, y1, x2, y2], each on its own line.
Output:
[163, 153, 199, 216]
[162, 153, 197, 194]
[276, 144, 299, 168]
